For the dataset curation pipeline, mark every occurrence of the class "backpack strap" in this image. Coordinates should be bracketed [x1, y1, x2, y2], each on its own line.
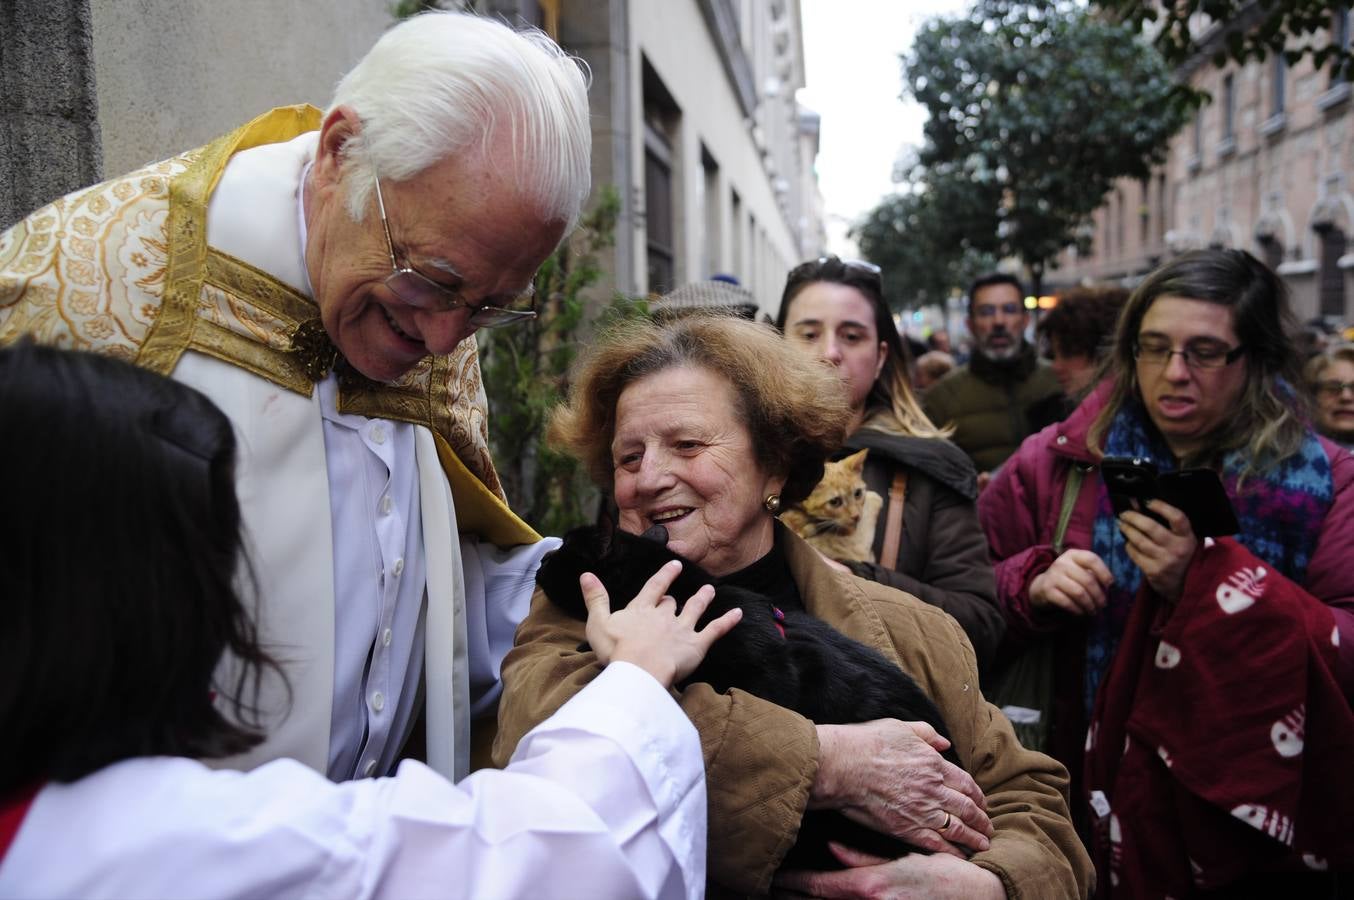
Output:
[879, 470, 909, 570]
[1053, 464, 1089, 555]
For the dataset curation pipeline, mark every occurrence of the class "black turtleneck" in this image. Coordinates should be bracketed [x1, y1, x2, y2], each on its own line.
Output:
[716, 523, 805, 614]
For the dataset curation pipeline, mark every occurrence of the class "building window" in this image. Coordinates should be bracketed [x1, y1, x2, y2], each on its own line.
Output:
[730, 190, 743, 281]
[1222, 74, 1236, 140]
[1271, 55, 1287, 116]
[700, 146, 721, 278]
[1190, 106, 1204, 168]
[1317, 225, 1348, 317]
[1334, 10, 1351, 86]
[643, 59, 680, 296]
[1258, 235, 1284, 272]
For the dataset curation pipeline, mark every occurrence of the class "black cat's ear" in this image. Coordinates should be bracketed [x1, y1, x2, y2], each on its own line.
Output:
[641, 523, 669, 545]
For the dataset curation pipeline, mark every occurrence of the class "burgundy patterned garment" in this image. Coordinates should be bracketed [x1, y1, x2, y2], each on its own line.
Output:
[1084, 537, 1354, 897]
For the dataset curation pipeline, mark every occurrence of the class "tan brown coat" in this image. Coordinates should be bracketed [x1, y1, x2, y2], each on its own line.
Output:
[493, 530, 1093, 898]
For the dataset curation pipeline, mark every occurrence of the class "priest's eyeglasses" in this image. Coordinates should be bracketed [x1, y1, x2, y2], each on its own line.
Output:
[371, 174, 536, 328]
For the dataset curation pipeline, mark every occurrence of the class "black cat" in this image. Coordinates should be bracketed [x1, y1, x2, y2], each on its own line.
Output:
[536, 523, 963, 871]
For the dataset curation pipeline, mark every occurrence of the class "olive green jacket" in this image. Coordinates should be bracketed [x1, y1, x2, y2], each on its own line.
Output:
[923, 345, 1062, 473]
[493, 528, 1093, 898]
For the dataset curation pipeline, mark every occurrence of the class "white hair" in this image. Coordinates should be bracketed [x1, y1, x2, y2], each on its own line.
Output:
[329, 11, 592, 228]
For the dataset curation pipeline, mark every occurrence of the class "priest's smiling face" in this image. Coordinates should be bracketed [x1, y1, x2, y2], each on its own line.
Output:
[302, 108, 565, 383]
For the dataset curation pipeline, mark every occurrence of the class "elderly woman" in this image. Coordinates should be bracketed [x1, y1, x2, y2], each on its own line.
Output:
[981, 250, 1354, 894]
[775, 256, 1004, 670]
[1305, 342, 1354, 450]
[494, 315, 1091, 898]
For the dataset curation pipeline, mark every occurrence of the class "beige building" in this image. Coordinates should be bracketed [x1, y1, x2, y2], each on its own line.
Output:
[535, 0, 825, 312]
[1052, 9, 1353, 323]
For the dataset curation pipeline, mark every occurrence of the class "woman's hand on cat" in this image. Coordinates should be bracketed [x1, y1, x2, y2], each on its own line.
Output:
[581, 560, 743, 688]
[1029, 548, 1113, 615]
[809, 720, 992, 858]
[772, 841, 1006, 899]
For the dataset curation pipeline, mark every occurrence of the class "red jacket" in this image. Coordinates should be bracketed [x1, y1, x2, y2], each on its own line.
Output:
[979, 382, 1354, 795]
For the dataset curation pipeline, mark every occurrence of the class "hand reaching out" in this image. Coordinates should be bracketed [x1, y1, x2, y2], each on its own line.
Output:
[581, 559, 742, 688]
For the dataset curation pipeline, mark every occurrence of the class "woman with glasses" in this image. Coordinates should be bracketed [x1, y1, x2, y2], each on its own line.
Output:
[1305, 343, 1354, 450]
[980, 249, 1354, 894]
[775, 256, 1005, 670]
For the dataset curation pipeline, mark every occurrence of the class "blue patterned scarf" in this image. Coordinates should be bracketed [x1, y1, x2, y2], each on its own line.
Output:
[1083, 398, 1335, 716]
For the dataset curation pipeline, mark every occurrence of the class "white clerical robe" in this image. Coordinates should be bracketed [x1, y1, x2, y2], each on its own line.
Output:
[0, 664, 707, 900]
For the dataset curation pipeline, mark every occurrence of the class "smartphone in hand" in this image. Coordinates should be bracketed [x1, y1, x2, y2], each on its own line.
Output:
[1100, 456, 1240, 537]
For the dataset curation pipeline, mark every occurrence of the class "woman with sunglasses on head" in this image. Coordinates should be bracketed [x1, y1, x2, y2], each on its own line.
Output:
[775, 256, 1005, 670]
[980, 250, 1354, 894]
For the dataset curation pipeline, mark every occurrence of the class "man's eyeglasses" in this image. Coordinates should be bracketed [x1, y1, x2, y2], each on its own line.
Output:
[971, 302, 1024, 319]
[1315, 379, 1354, 399]
[371, 173, 536, 328]
[1133, 339, 1245, 370]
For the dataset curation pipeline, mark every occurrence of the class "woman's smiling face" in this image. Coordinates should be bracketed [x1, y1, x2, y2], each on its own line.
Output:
[611, 365, 785, 577]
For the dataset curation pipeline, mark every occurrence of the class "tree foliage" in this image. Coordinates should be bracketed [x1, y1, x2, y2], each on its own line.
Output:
[479, 187, 648, 535]
[1093, 0, 1354, 82]
[851, 178, 998, 311]
[874, 0, 1193, 295]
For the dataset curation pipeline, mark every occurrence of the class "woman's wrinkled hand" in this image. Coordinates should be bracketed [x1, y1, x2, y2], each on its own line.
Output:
[809, 720, 992, 857]
[1028, 548, 1113, 615]
[773, 841, 1006, 899]
[581, 560, 742, 688]
[1118, 499, 1197, 602]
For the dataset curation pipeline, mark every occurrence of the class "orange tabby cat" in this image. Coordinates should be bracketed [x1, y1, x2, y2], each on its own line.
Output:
[781, 448, 883, 564]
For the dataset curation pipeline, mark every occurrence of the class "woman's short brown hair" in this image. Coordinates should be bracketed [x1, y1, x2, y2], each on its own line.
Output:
[549, 313, 853, 507]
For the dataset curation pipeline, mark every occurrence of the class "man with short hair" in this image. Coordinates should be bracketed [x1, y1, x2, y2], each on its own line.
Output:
[0, 13, 704, 891]
[922, 273, 1061, 475]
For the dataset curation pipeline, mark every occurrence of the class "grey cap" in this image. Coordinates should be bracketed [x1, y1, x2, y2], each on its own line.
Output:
[652, 280, 759, 320]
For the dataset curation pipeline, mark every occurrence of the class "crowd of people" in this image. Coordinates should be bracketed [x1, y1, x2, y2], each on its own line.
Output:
[0, 9, 1350, 900]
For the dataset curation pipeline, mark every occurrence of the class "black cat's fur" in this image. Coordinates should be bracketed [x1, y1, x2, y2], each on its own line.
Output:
[536, 523, 964, 871]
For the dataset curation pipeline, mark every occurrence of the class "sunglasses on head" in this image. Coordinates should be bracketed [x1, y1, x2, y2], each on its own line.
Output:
[789, 255, 882, 288]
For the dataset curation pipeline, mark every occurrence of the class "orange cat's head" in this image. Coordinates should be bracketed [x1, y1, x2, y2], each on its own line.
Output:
[784, 448, 870, 537]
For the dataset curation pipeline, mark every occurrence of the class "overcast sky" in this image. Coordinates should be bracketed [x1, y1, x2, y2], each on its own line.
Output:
[797, 0, 969, 255]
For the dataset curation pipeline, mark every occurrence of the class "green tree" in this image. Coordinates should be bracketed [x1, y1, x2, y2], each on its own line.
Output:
[900, 0, 1193, 293]
[478, 187, 647, 534]
[851, 174, 999, 311]
[1091, 0, 1354, 83]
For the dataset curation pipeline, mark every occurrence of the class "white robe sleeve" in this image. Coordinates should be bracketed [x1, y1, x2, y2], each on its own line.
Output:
[0, 662, 705, 900]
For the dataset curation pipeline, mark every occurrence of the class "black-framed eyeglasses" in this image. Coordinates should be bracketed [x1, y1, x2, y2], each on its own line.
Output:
[1133, 338, 1245, 370]
[371, 173, 536, 328]
[1315, 379, 1354, 398]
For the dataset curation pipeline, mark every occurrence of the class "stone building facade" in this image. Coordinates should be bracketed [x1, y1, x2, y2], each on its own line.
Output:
[1052, 9, 1353, 323]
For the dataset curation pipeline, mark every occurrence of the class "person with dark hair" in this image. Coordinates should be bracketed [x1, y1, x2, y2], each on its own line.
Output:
[0, 342, 734, 899]
[923, 272, 1061, 477]
[0, 12, 593, 786]
[980, 250, 1354, 893]
[1026, 285, 1130, 430]
[494, 314, 1092, 899]
[774, 256, 1005, 667]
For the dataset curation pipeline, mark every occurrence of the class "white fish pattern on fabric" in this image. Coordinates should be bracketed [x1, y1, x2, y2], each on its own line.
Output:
[1155, 640, 1181, 669]
[1216, 565, 1267, 615]
[1334, 625, 1341, 648]
[1108, 813, 1123, 887]
[1270, 705, 1305, 759]
[1157, 745, 1173, 768]
[1230, 803, 1295, 845]
[1302, 854, 1329, 871]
